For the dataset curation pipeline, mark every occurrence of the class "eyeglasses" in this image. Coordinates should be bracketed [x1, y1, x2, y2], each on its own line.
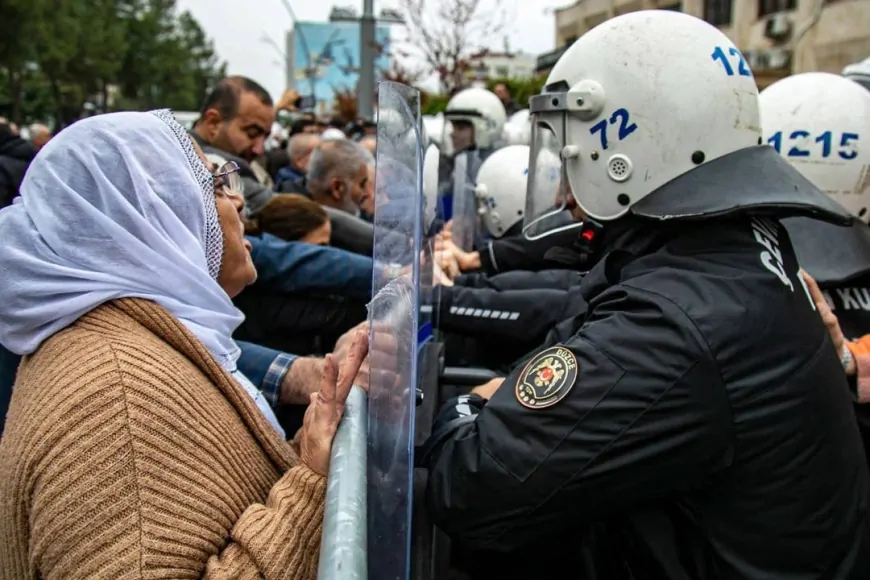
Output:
[213, 161, 243, 197]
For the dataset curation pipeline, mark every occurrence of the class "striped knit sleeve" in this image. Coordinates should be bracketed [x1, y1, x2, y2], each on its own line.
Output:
[205, 466, 326, 579]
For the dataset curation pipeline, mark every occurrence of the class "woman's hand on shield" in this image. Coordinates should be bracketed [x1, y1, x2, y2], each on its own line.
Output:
[299, 328, 368, 476]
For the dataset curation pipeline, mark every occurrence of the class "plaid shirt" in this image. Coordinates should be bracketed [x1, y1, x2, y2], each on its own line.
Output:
[236, 340, 297, 410]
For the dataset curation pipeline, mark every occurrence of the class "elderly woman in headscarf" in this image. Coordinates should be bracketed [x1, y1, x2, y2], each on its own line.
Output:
[0, 110, 367, 579]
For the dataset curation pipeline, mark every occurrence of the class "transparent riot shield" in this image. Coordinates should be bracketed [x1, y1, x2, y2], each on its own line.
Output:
[450, 150, 482, 252]
[367, 81, 431, 580]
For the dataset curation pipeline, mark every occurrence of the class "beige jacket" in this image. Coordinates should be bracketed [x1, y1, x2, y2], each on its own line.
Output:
[0, 298, 325, 579]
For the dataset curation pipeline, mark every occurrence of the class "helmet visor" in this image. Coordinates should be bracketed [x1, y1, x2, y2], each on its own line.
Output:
[523, 115, 577, 239]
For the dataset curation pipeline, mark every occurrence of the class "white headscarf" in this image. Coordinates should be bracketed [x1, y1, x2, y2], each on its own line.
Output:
[0, 110, 244, 372]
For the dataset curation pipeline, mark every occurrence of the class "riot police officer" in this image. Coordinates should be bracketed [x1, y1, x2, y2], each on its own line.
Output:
[761, 71, 870, 467]
[422, 10, 870, 579]
[437, 145, 587, 370]
[437, 88, 507, 240]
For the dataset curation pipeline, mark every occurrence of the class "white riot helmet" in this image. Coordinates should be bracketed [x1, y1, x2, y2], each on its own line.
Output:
[474, 145, 532, 237]
[500, 110, 531, 146]
[843, 57, 870, 92]
[524, 10, 763, 238]
[760, 72, 870, 221]
[444, 87, 507, 150]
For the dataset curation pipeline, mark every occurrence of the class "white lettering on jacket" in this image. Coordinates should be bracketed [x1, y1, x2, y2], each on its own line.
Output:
[751, 217, 794, 292]
[831, 288, 870, 311]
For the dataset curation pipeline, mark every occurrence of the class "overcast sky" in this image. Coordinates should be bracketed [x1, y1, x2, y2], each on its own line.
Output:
[175, 0, 572, 99]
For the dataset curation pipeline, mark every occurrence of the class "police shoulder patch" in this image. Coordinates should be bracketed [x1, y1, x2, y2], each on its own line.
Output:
[515, 346, 579, 409]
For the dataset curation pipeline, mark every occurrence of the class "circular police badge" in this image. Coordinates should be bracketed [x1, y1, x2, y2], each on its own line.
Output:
[515, 346, 578, 409]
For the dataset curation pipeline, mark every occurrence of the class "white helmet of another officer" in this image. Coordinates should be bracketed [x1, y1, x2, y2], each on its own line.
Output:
[525, 10, 778, 238]
[444, 88, 507, 151]
[761, 71, 870, 287]
[843, 57, 870, 92]
[474, 145, 533, 237]
[501, 109, 531, 146]
[760, 72, 870, 221]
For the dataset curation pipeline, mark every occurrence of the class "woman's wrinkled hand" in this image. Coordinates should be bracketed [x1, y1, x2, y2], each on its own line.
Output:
[298, 329, 368, 476]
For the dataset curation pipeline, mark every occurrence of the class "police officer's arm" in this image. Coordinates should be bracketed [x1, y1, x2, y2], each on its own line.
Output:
[423, 285, 732, 552]
[478, 227, 582, 274]
[438, 285, 581, 344]
[455, 269, 584, 291]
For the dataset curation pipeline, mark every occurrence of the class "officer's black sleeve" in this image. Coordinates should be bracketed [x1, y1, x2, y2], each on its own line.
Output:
[456, 269, 583, 291]
[438, 284, 573, 342]
[479, 227, 581, 274]
[424, 285, 734, 552]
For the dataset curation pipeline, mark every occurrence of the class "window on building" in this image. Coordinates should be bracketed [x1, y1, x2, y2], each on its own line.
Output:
[704, 0, 732, 26]
[660, 2, 682, 10]
[758, 0, 796, 18]
[495, 66, 510, 77]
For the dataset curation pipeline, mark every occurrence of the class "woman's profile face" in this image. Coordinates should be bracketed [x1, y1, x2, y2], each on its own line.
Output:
[191, 139, 257, 298]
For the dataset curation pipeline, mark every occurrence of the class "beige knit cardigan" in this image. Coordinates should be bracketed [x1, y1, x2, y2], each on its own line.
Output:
[0, 298, 326, 579]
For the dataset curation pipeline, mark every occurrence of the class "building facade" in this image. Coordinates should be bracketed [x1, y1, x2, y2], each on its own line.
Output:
[465, 51, 538, 82]
[536, 0, 870, 89]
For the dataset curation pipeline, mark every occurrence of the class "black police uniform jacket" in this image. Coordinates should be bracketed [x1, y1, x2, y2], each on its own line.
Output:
[438, 269, 586, 372]
[423, 214, 870, 579]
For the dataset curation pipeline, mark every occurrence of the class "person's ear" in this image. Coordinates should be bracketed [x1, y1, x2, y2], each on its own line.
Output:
[329, 178, 344, 201]
[200, 108, 224, 141]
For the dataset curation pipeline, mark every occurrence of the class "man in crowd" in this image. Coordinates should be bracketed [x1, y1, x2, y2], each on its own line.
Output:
[29, 124, 52, 150]
[275, 133, 321, 194]
[493, 82, 519, 116]
[190, 75, 276, 214]
[289, 117, 321, 136]
[306, 139, 373, 216]
[0, 121, 36, 208]
[301, 139, 378, 255]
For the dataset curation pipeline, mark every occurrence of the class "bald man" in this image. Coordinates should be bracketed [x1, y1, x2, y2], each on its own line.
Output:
[275, 133, 321, 194]
[30, 124, 52, 150]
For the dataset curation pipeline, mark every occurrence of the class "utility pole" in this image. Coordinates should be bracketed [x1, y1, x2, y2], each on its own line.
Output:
[358, 0, 376, 119]
[330, 3, 404, 120]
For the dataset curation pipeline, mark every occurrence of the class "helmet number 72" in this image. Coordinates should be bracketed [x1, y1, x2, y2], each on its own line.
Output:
[589, 108, 638, 150]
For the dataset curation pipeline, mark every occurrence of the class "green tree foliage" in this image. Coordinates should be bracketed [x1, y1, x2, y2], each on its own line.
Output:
[421, 92, 450, 116]
[0, 0, 225, 127]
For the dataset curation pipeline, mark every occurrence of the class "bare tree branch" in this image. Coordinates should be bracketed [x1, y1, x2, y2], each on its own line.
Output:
[397, 0, 511, 92]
